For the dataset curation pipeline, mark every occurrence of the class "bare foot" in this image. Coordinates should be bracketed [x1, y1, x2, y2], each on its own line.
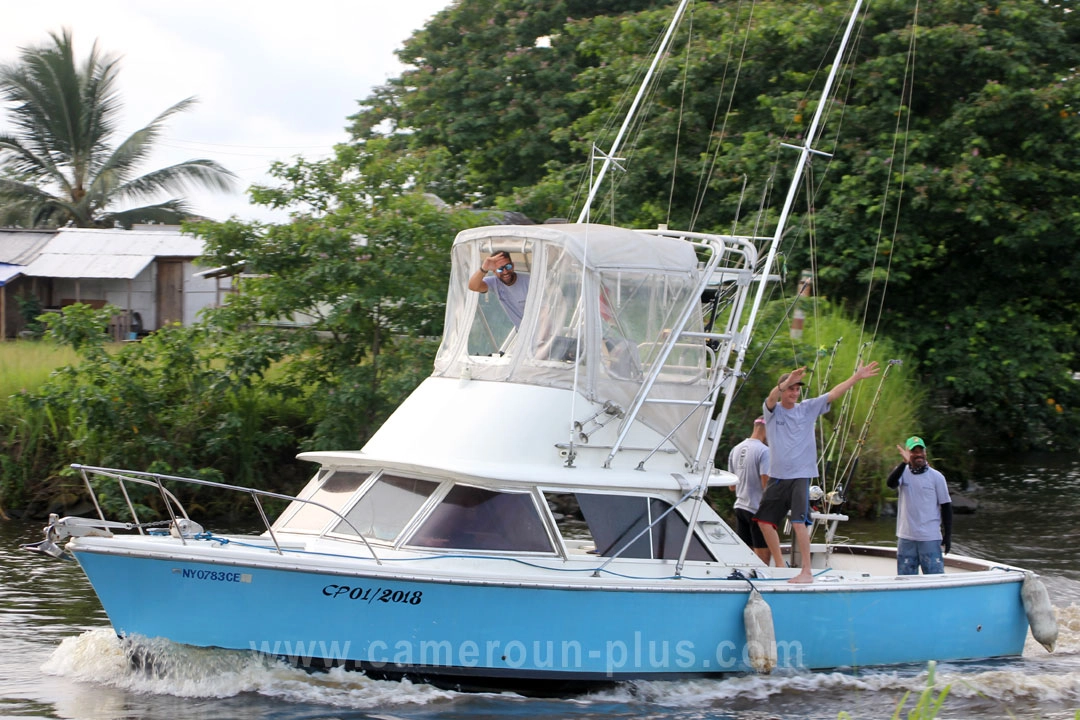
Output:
[788, 572, 813, 584]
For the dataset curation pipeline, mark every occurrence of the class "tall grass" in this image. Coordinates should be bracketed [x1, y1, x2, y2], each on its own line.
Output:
[718, 299, 924, 515]
[0, 341, 80, 403]
[0, 322, 312, 520]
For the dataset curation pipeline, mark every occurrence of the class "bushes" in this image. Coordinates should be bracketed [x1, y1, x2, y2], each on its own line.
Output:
[0, 306, 312, 519]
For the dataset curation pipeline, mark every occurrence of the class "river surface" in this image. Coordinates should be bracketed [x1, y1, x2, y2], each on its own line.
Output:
[2, 456, 1078, 720]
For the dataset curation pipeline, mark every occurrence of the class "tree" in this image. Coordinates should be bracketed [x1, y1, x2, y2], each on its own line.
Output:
[347, 0, 667, 216]
[195, 138, 489, 449]
[0, 29, 237, 228]
[351, 0, 1080, 451]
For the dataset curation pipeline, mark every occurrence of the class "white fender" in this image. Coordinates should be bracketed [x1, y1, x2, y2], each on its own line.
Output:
[743, 587, 777, 674]
[1021, 571, 1058, 653]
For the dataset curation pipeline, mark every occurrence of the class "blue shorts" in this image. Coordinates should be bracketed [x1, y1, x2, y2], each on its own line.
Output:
[897, 538, 945, 575]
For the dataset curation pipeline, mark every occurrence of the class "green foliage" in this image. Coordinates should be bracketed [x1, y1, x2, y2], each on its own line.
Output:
[837, 662, 950, 720]
[196, 140, 488, 451]
[1, 306, 309, 517]
[0, 29, 237, 228]
[348, 0, 668, 213]
[40, 302, 119, 353]
[13, 294, 45, 336]
[361, 0, 1080, 451]
[0, 108, 490, 518]
[890, 661, 950, 720]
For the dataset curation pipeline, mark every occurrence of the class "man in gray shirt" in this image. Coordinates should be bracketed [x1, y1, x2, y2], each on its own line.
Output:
[886, 435, 952, 574]
[728, 417, 771, 563]
[755, 362, 879, 583]
[468, 251, 530, 329]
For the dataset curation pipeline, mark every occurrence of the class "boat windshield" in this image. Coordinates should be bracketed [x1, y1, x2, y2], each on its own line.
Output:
[271, 469, 371, 535]
[406, 484, 553, 553]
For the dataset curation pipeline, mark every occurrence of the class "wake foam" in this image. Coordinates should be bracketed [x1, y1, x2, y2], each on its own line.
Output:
[41, 630, 458, 708]
[40, 606, 1080, 711]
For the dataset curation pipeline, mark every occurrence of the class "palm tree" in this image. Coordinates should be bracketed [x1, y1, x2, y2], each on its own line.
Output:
[0, 29, 237, 228]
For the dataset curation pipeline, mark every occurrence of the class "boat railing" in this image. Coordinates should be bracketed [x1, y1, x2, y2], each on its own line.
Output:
[70, 464, 382, 563]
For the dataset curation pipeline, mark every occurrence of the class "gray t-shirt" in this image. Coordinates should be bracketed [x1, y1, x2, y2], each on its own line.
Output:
[483, 273, 530, 329]
[728, 437, 770, 513]
[896, 466, 951, 541]
[762, 394, 830, 479]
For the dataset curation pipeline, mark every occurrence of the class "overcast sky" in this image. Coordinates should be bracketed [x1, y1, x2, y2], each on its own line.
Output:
[0, 0, 451, 223]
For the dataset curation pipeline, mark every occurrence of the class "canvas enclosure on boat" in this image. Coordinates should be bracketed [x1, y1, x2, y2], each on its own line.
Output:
[434, 224, 712, 461]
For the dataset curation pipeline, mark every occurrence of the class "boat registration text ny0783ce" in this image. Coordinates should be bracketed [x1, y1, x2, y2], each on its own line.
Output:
[177, 568, 252, 583]
[322, 584, 423, 605]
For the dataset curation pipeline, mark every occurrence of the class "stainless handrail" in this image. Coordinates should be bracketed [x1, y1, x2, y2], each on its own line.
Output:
[71, 464, 383, 564]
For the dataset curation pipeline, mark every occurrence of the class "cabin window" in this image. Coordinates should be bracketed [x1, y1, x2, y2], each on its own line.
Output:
[333, 474, 439, 542]
[469, 292, 518, 356]
[278, 470, 369, 534]
[551, 492, 714, 561]
[530, 245, 581, 364]
[467, 247, 533, 356]
[409, 484, 553, 553]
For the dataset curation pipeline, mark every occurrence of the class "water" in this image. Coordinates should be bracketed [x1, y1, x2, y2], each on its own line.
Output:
[2, 457, 1079, 720]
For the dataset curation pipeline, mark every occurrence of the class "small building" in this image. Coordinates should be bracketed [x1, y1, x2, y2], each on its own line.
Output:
[0, 229, 56, 339]
[0, 226, 229, 339]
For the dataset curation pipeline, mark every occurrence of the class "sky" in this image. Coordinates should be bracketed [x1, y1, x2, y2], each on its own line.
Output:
[0, 0, 452, 223]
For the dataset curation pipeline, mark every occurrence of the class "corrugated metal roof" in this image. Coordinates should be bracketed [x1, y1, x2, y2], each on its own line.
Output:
[0, 262, 23, 286]
[0, 229, 57, 265]
[19, 227, 205, 280]
[45, 227, 204, 257]
[22, 253, 154, 279]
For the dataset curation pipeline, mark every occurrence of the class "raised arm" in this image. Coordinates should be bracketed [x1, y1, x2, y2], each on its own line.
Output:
[886, 442, 911, 489]
[766, 366, 806, 411]
[826, 361, 880, 404]
[468, 252, 506, 293]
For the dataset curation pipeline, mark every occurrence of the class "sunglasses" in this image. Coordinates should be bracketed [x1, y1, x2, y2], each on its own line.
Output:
[495, 263, 514, 273]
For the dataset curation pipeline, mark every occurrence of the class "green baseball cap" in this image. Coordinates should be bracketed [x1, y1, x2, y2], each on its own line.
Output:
[905, 435, 926, 450]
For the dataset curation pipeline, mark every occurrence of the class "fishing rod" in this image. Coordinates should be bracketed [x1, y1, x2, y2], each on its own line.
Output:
[813, 336, 846, 484]
[819, 340, 872, 471]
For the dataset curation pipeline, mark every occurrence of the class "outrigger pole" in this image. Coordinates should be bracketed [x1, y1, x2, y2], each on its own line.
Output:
[576, 0, 692, 223]
[738, 0, 864, 359]
[676, 0, 866, 576]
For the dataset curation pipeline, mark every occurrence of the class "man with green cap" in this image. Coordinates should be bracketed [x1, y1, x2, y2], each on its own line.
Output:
[886, 436, 953, 574]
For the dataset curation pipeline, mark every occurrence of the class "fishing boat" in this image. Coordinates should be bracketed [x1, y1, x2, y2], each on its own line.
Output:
[24, 0, 1056, 693]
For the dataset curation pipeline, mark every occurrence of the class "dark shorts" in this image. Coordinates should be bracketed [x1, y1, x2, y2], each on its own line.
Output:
[753, 477, 812, 527]
[734, 508, 767, 549]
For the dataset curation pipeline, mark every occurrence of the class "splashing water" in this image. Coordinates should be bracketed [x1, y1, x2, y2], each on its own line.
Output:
[41, 629, 460, 708]
[37, 607, 1080, 720]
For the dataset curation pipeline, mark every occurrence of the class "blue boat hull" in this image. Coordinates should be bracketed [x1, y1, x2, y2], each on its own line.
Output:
[73, 547, 1028, 683]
